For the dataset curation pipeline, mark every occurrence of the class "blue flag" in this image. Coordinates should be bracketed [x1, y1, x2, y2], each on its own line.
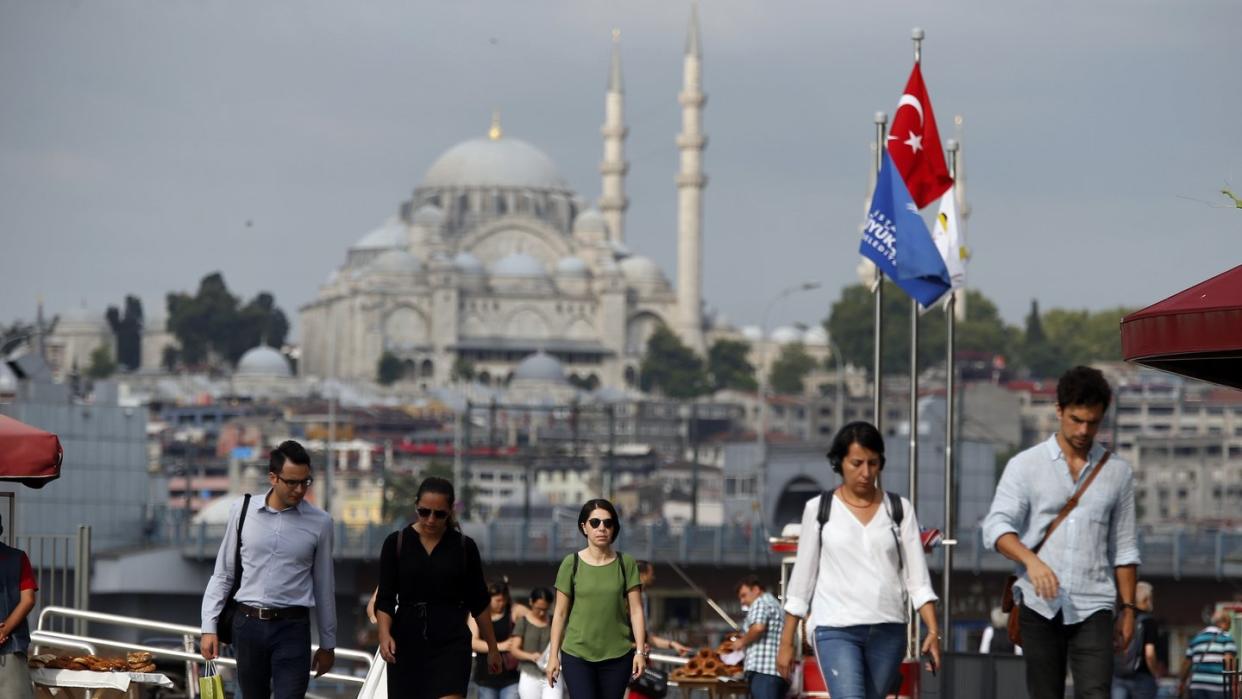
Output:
[859, 151, 952, 308]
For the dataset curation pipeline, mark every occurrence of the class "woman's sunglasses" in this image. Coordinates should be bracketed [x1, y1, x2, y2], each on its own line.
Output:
[417, 507, 449, 520]
[587, 517, 616, 530]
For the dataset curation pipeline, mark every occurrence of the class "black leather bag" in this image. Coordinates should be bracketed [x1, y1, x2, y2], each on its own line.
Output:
[629, 666, 669, 699]
[216, 494, 251, 645]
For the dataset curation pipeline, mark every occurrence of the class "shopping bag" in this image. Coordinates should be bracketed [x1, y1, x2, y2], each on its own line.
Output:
[199, 660, 226, 699]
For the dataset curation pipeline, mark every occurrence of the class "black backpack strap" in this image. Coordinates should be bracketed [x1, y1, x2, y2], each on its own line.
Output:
[887, 491, 903, 527]
[817, 490, 833, 548]
[568, 552, 580, 617]
[231, 494, 251, 592]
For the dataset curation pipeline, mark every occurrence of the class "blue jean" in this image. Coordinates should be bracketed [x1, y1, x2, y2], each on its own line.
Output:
[746, 670, 788, 699]
[812, 624, 906, 699]
[232, 613, 311, 699]
[1110, 673, 1157, 699]
[478, 683, 520, 699]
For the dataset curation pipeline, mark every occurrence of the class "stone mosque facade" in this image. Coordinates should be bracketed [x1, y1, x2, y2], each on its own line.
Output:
[300, 10, 712, 390]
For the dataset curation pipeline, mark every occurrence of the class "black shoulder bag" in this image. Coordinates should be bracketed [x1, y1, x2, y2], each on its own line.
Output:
[216, 493, 251, 645]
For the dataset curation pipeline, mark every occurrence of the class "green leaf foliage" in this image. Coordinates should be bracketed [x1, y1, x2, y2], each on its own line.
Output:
[769, 341, 816, 395]
[708, 338, 757, 392]
[639, 324, 708, 398]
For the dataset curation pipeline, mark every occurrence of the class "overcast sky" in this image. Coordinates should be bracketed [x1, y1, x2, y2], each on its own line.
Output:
[2, 0, 1240, 340]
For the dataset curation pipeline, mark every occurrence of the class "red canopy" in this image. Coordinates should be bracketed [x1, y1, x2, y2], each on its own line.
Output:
[0, 414, 63, 488]
[1120, 265, 1242, 389]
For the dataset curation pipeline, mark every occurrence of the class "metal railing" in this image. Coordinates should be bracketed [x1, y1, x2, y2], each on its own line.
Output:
[173, 519, 1242, 579]
[19, 526, 90, 635]
[35, 606, 372, 698]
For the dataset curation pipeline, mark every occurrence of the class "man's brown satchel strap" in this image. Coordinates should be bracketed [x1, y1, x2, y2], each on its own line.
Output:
[1031, 450, 1111, 556]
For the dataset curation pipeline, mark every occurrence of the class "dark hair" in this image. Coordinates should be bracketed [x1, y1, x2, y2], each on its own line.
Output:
[637, 560, 654, 575]
[826, 421, 886, 474]
[529, 587, 555, 605]
[269, 440, 311, 474]
[416, 476, 459, 530]
[1056, 365, 1112, 411]
[577, 498, 622, 543]
[735, 574, 765, 594]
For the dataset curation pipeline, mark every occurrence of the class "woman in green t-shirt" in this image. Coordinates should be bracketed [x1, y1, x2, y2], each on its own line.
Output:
[545, 498, 647, 699]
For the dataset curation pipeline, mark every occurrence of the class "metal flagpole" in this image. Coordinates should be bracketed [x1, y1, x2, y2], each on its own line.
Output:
[943, 139, 960, 651]
[907, 26, 924, 661]
[872, 111, 888, 431]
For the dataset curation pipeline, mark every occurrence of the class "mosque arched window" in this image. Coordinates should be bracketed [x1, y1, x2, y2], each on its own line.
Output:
[478, 371, 492, 386]
[493, 192, 507, 215]
[624, 366, 637, 387]
[401, 359, 417, 380]
[420, 359, 434, 378]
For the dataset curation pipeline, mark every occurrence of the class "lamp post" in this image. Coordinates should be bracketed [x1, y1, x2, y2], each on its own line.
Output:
[756, 281, 822, 532]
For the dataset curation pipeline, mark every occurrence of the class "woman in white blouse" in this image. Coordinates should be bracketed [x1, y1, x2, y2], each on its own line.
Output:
[775, 422, 941, 699]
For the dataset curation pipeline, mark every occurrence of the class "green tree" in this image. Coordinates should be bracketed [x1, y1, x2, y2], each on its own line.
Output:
[1042, 306, 1134, 368]
[377, 352, 403, 385]
[825, 283, 1014, 376]
[105, 295, 144, 371]
[166, 273, 290, 368]
[228, 292, 290, 364]
[1020, 299, 1064, 378]
[769, 342, 816, 395]
[451, 357, 476, 382]
[161, 346, 180, 373]
[707, 339, 757, 392]
[86, 342, 116, 379]
[639, 324, 708, 398]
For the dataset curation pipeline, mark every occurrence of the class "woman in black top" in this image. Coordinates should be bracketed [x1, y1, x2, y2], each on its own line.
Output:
[375, 477, 502, 699]
[471, 581, 521, 699]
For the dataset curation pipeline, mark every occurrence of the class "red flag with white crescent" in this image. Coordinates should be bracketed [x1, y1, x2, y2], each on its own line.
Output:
[886, 62, 953, 209]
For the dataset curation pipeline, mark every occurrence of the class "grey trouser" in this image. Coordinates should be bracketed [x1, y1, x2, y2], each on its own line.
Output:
[0, 652, 34, 699]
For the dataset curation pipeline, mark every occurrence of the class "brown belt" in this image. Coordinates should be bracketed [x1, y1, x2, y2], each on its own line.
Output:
[236, 603, 309, 621]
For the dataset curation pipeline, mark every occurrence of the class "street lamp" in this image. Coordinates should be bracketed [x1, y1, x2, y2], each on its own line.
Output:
[756, 281, 822, 533]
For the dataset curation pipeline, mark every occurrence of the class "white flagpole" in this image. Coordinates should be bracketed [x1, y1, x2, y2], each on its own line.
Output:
[872, 111, 888, 431]
[943, 139, 961, 652]
[906, 26, 925, 663]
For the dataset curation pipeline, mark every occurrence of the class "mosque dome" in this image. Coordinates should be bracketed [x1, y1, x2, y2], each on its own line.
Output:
[58, 306, 106, 329]
[492, 252, 548, 277]
[770, 326, 802, 344]
[236, 346, 292, 378]
[555, 256, 590, 276]
[619, 256, 666, 283]
[411, 204, 445, 228]
[803, 325, 830, 346]
[352, 216, 407, 251]
[422, 137, 568, 191]
[573, 208, 608, 235]
[741, 326, 763, 342]
[453, 251, 485, 274]
[512, 351, 566, 383]
[369, 249, 423, 275]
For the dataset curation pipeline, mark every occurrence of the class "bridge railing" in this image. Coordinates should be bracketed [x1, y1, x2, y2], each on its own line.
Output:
[172, 519, 1242, 579]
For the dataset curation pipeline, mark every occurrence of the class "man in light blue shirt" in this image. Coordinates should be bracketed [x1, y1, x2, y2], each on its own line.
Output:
[982, 366, 1140, 699]
[201, 440, 336, 698]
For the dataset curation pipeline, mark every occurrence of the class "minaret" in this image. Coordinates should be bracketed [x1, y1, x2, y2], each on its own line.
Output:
[676, 1, 707, 353]
[599, 29, 629, 244]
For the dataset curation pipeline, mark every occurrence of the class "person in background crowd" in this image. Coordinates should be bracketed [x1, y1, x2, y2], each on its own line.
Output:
[471, 581, 521, 699]
[546, 498, 647, 699]
[1178, 609, 1237, 699]
[982, 366, 1141, 699]
[1112, 581, 1159, 699]
[0, 514, 37, 699]
[728, 575, 786, 699]
[636, 561, 691, 657]
[510, 587, 561, 699]
[776, 422, 941, 699]
[374, 477, 502, 699]
[979, 606, 1022, 655]
[200, 440, 336, 699]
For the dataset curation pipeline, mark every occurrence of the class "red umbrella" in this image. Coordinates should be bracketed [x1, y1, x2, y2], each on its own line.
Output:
[1120, 265, 1242, 389]
[0, 414, 63, 488]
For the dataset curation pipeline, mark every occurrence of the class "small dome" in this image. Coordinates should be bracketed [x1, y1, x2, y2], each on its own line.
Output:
[492, 252, 547, 277]
[770, 326, 802, 344]
[512, 351, 566, 383]
[236, 346, 292, 378]
[369, 249, 423, 275]
[422, 137, 568, 190]
[352, 216, 407, 250]
[573, 208, 608, 235]
[741, 325, 763, 342]
[609, 240, 632, 259]
[453, 251, 485, 274]
[412, 204, 445, 228]
[555, 256, 590, 276]
[803, 325, 830, 346]
[58, 305, 105, 328]
[619, 256, 665, 283]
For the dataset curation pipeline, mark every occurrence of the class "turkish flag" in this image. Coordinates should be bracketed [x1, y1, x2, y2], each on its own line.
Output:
[886, 62, 953, 209]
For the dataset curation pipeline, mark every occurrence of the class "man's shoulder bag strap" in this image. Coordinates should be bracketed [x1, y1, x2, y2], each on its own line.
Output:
[230, 494, 251, 596]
